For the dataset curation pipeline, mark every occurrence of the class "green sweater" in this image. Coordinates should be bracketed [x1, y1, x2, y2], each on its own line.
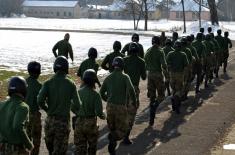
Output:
[166, 49, 189, 73]
[182, 47, 193, 63]
[144, 45, 167, 72]
[0, 95, 33, 149]
[77, 58, 99, 77]
[215, 35, 225, 51]
[52, 39, 73, 61]
[224, 37, 233, 50]
[192, 40, 206, 59]
[100, 69, 136, 106]
[101, 51, 125, 73]
[124, 55, 147, 86]
[26, 76, 42, 112]
[37, 72, 81, 118]
[121, 42, 144, 58]
[187, 45, 199, 60]
[72, 86, 104, 118]
[162, 46, 175, 56]
[202, 40, 214, 56]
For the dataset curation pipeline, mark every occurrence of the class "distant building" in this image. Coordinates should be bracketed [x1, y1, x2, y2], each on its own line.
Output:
[22, 1, 87, 18]
[169, 0, 210, 21]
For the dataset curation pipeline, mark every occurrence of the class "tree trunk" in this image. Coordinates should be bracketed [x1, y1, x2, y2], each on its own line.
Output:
[207, 0, 219, 25]
[181, 0, 186, 33]
[199, 0, 202, 28]
[144, 0, 148, 31]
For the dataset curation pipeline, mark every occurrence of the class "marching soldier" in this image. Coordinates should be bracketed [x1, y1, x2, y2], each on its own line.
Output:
[26, 61, 42, 155]
[223, 31, 233, 73]
[145, 36, 168, 126]
[215, 29, 225, 76]
[52, 33, 74, 62]
[37, 56, 81, 155]
[0, 76, 34, 155]
[100, 57, 137, 155]
[101, 41, 125, 73]
[72, 69, 105, 155]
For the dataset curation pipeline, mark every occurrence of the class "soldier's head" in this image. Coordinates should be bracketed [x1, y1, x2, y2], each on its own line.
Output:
[113, 41, 122, 51]
[161, 31, 165, 37]
[200, 27, 204, 33]
[196, 32, 203, 41]
[205, 34, 211, 40]
[112, 56, 124, 70]
[181, 37, 188, 47]
[82, 69, 98, 88]
[88, 47, 98, 59]
[217, 29, 222, 35]
[190, 34, 195, 41]
[224, 31, 229, 37]
[186, 35, 193, 43]
[8, 76, 27, 99]
[208, 27, 212, 33]
[132, 33, 139, 42]
[174, 40, 182, 49]
[64, 33, 70, 41]
[152, 36, 161, 46]
[129, 42, 139, 55]
[165, 38, 172, 46]
[53, 56, 69, 74]
[172, 32, 178, 40]
[27, 61, 41, 78]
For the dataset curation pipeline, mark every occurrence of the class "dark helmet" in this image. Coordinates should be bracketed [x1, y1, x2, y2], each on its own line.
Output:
[132, 33, 139, 42]
[205, 34, 211, 40]
[112, 56, 124, 69]
[186, 35, 192, 42]
[224, 31, 229, 37]
[181, 37, 187, 46]
[82, 69, 98, 87]
[172, 32, 178, 39]
[165, 38, 172, 46]
[217, 29, 222, 35]
[174, 40, 182, 49]
[200, 27, 204, 33]
[113, 41, 122, 51]
[8, 76, 27, 98]
[190, 34, 195, 41]
[53, 56, 69, 74]
[88, 47, 98, 59]
[208, 27, 212, 33]
[129, 42, 139, 54]
[27, 61, 41, 75]
[64, 33, 70, 41]
[196, 32, 203, 40]
[152, 36, 161, 45]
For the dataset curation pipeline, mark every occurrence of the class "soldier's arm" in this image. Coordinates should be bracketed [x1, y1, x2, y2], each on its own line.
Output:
[121, 44, 129, 55]
[100, 80, 108, 101]
[52, 42, 59, 58]
[68, 43, 74, 61]
[160, 51, 168, 70]
[37, 83, 48, 112]
[192, 47, 199, 60]
[141, 61, 147, 80]
[95, 93, 106, 120]
[13, 105, 33, 150]
[229, 38, 233, 48]
[126, 76, 137, 107]
[71, 85, 81, 114]
[139, 44, 144, 58]
[183, 54, 189, 68]
[101, 55, 110, 71]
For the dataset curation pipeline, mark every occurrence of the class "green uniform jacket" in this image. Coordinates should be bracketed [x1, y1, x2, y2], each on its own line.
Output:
[100, 69, 137, 106]
[187, 45, 199, 60]
[182, 47, 193, 63]
[211, 39, 221, 54]
[215, 35, 225, 51]
[37, 71, 81, 118]
[26, 76, 42, 112]
[192, 40, 206, 59]
[166, 49, 189, 73]
[72, 86, 104, 118]
[52, 39, 74, 61]
[121, 42, 144, 58]
[144, 45, 167, 72]
[224, 37, 233, 50]
[0, 95, 33, 149]
[162, 46, 175, 57]
[101, 51, 125, 73]
[202, 40, 214, 56]
[77, 58, 99, 77]
[124, 55, 147, 86]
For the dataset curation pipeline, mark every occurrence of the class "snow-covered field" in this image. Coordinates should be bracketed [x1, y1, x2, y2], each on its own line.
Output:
[0, 17, 235, 72]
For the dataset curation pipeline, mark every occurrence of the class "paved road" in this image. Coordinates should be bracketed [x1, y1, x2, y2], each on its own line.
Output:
[38, 43, 235, 155]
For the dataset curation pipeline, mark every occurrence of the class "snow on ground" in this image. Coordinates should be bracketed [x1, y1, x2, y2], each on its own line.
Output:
[0, 17, 235, 73]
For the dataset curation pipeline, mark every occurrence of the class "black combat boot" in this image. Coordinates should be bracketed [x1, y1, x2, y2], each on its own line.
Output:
[108, 134, 117, 155]
[122, 130, 132, 145]
[149, 100, 159, 126]
[174, 96, 181, 114]
[224, 62, 227, 73]
[171, 97, 176, 112]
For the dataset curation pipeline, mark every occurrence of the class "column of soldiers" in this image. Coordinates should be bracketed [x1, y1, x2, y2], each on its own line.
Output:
[0, 29, 232, 155]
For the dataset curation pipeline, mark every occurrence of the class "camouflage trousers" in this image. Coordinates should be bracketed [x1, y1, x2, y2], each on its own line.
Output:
[26, 111, 42, 155]
[170, 72, 184, 97]
[147, 71, 165, 102]
[0, 143, 29, 155]
[74, 117, 98, 155]
[183, 65, 192, 95]
[223, 50, 229, 71]
[203, 56, 213, 81]
[44, 116, 70, 155]
[106, 104, 128, 141]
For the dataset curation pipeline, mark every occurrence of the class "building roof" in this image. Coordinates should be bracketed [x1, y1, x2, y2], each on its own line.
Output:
[171, 0, 209, 12]
[22, 1, 79, 7]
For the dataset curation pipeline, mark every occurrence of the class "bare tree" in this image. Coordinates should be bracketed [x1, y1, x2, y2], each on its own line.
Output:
[0, 0, 23, 16]
[181, 0, 186, 33]
[207, 0, 219, 25]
